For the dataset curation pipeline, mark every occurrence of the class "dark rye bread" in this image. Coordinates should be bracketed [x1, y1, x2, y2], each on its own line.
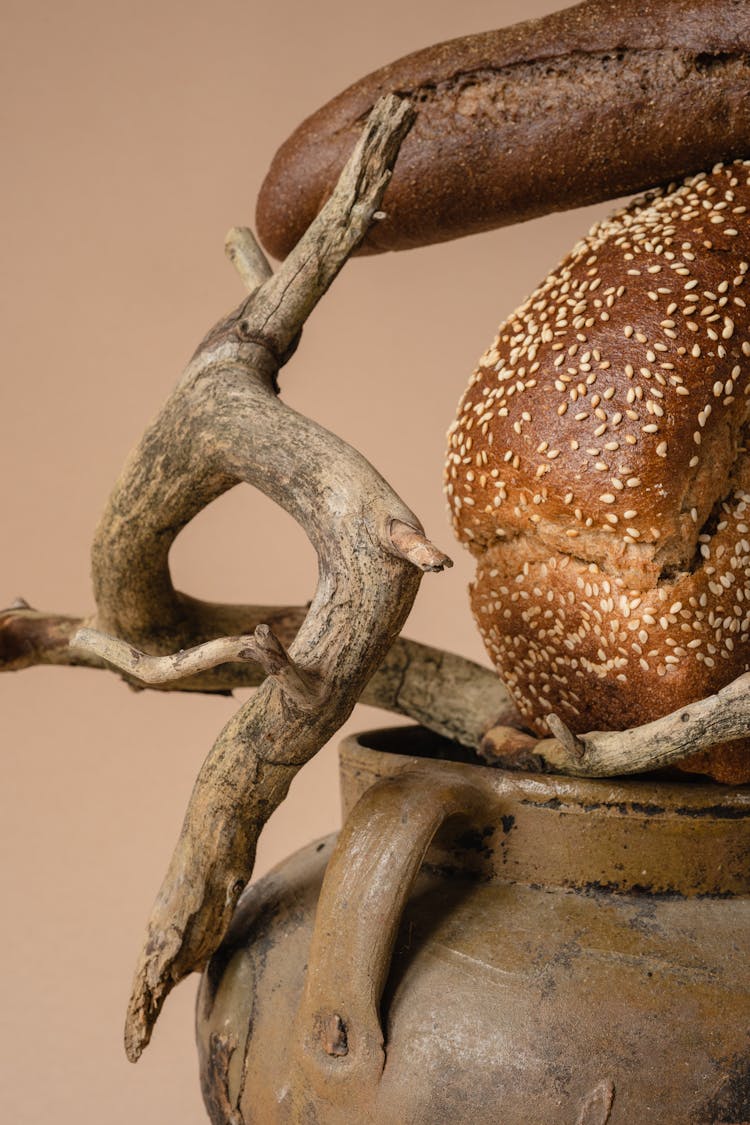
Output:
[256, 0, 750, 258]
[447, 162, 750, 784]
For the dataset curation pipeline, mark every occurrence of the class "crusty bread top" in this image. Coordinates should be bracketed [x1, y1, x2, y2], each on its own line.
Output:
[256, 0, 750, 256]
[279, 0, 750, 125]
[447, 162, 750, 592]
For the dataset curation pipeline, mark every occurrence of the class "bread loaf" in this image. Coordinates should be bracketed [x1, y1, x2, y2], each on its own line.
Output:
[447, 162, 750, 784]
[256, 0, 750, 258]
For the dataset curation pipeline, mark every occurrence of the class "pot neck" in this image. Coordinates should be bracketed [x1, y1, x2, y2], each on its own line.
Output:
[339, 728, 750, 898]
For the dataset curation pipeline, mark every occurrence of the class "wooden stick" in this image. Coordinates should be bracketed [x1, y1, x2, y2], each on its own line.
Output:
[480, 671, 750, 777]
[224, 226, 273, 293]
[2, 599, 515, 744]
[78, 93, 458, 1064]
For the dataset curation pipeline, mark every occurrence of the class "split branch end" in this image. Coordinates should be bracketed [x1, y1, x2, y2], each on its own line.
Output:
[225, 226, 273, 292]
[546, 714, 587, 762]
[388, 519, 453, 573]
[245, 623, 320, 709]
[124, 958, 171, 1064]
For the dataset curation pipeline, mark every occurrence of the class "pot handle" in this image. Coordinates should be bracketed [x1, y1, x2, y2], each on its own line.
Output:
[294, 766, 488, 1104]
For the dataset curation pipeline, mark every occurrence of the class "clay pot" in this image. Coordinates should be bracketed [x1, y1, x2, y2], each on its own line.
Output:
[196, 726, 750, 1124]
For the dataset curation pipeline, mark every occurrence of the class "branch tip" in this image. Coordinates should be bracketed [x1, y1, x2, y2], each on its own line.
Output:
[546, 713, 587, 762]
[7, 596, 32, 611]
[388, 519, 453, 572]
[124, 977, 159, 1064]
[244, 622, 289, 676]
[225, 226, 273, 292]
[479, 723, 543, 771]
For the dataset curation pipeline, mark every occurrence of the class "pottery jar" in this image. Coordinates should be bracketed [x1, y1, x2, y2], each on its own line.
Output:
[196, 726, 750, 1124]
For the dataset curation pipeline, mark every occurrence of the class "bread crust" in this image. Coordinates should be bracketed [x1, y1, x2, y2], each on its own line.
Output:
[448, 162, 750, 783]
[256, 0, 750, 257]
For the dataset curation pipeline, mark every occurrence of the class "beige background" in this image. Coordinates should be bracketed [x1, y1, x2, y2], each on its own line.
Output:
[2, 1, 614, 1120]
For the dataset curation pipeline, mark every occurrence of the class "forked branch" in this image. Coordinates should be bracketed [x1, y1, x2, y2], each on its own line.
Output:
[59, 93, 460, 1063]
[72, 623, 317, 703]
[1, 598, 516, 744]
[10, 75, 747, 1081]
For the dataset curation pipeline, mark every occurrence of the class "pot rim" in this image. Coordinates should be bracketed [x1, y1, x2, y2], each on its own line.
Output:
[340, 724, 750, 816]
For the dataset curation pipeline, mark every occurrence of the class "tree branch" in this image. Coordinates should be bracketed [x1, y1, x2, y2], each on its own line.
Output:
[224, 226, 272, 293]
[480, 672, 750, 777]
[2, 598, 514, 742]
[1, 599, 305, 690]
[66, 92, 459, 1063]
[388, 519, 453, 572]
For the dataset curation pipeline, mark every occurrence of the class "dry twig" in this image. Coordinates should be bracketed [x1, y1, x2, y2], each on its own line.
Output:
[98, 93, 440, 1061]
[480, 675, 750, 777]
[1, 597, 516, 745]
[6, 77, 747, 1077]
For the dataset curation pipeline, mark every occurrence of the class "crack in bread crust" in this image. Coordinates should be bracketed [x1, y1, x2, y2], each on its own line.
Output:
[256, 0, 750, 257]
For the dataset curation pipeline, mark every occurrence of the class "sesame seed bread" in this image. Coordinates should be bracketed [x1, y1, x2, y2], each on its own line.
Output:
[256, 0, 750, 258]
[447, 162, 750, 784]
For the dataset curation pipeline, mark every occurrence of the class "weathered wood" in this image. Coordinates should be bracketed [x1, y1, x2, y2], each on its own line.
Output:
[0, 599, 303, 691]
[54, 93, 462, 1063]
[224, 225, 273, 293]
[72, 623, 309, 693]
[2, 94, 464, 1062]
[73, 620, 326, 710]
[5, 72, 749, 1080]
[481, 674, 750, 777]
[2, 599, 514, 743]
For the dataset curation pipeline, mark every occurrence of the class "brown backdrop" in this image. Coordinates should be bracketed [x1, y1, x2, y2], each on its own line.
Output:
[2, 1, 616, 1120]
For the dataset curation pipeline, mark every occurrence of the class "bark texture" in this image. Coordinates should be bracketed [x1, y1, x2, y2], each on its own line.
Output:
[480, 672, 750, 776]
[108, 94, 452, 1062]
[1, 600, 514, 744]
[3, 94, 463, 1062]
[4, 63, 750, 1075]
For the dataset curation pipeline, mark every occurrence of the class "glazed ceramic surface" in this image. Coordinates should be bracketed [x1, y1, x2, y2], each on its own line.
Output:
[197, 727, 750, 1124]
